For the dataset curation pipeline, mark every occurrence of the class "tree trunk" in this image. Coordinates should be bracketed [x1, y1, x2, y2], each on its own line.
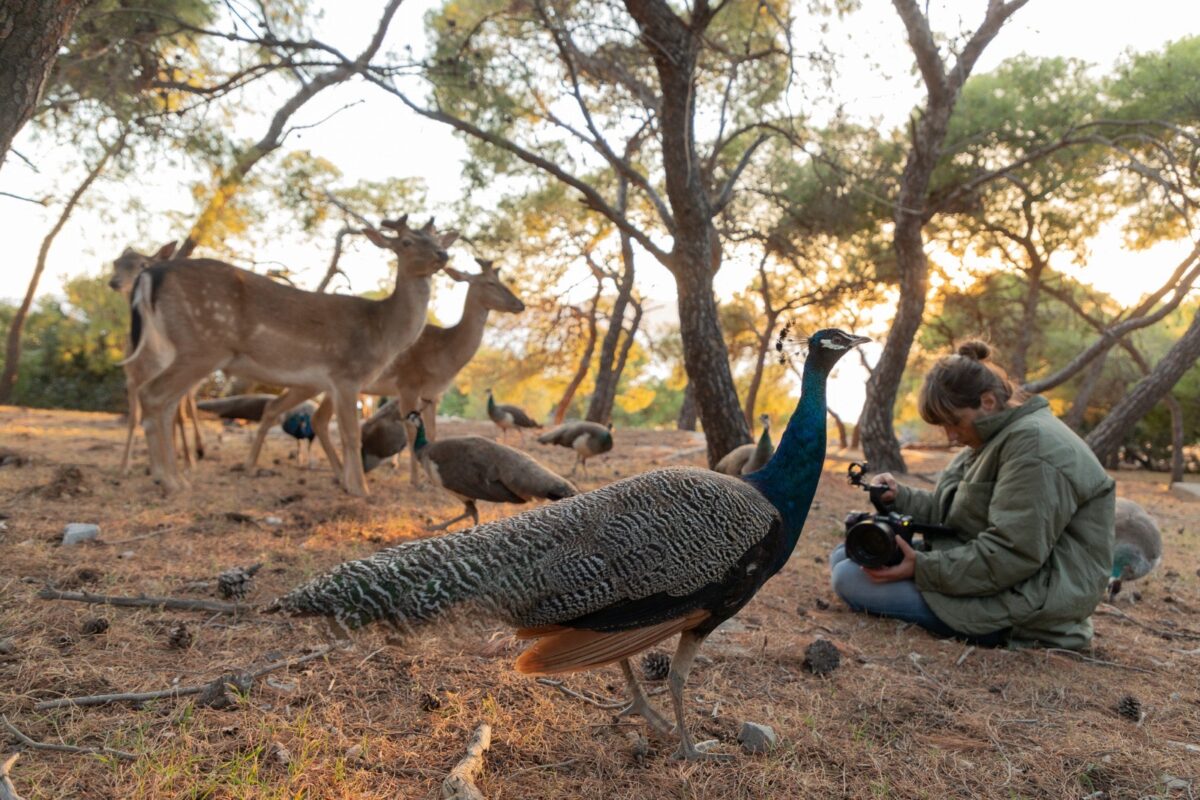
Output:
[0, 0, 86, 171]
[586, 233, 635, 424]
[552, 284, 602, 425]
[743, 318, 777, 431]
[0, 130, 126, 403]
[1085, 310, 1200, 463]
[1166, 392, 1185, 483]
[677, 381, 697, 431]
[827, 408, 847, 449]
[1062, 349, 1108, 431]
[1011, 257, 1044, 385]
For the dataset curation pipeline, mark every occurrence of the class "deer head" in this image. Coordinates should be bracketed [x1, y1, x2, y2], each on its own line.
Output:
[443, 256, 525, 314]
[362, 215, 458, 278]
[108, 241, 177, 294]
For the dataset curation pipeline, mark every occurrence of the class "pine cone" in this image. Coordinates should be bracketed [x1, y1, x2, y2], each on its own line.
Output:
[80, 617, 109, 636]
[217, 564, 261, 600]
[168, 622, 193, 650]
[1117, 694, 1142, 721]
[803, 638, 841, 676]
[641, 651, 671, 681]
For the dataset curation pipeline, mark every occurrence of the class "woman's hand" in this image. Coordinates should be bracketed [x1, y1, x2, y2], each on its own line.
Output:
[863, 536, 916, 583]
[871, 472, 899, 504]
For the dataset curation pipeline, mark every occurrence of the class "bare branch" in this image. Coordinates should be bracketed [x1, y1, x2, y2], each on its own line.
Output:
[1, 715, 137, 761]
[711, 133, 768, 216]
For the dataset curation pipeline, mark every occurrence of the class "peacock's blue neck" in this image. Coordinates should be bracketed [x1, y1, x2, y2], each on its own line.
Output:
[745, 363, 828, 564]
[487, 393, 496, 414]
[412, 419, 428, 452]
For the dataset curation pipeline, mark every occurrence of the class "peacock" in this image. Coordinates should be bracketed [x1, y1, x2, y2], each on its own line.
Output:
[197, 394, 317, 466]
[486, 388, 541, 444]
[713, 414, 774, 476]
[1108, 497, 1163, 601]
[271, 328, 868, 761]
[406, 411, 577, 530]
[360, 401, 408, 474]
[536, 421, 614, 477]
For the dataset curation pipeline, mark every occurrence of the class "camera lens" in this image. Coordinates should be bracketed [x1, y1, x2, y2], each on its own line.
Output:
[845, 519, 900, 569]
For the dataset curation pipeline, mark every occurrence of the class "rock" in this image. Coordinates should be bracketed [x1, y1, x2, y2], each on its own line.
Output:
[803, 638, 841, 675]
[345, 744, 364, 762]
[737, 721, 778, 754]
[1170, 482, 1200, 502]
[264, 516, 283, 527]
[62, 523, 100, 545]
[814, 598, 830, 611]
[119, 550, 136, 559]
[0, 638, 15, 655]
[268, 741, 291, 766]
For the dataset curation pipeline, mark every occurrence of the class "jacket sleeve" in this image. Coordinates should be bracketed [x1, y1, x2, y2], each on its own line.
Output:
[893, 483, 940, 524]
[913, 455, 1078, 597]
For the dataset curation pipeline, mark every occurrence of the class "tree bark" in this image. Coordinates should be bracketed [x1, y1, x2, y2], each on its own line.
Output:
[624, 0, 750, 465]
[552, 282, 602, 425]
[0, 129, 127, 403]
[0, 0, 87, 171]
[1085, 309, 1200, 464]
[1062, 350, 1108, 431]
[858, 0, 1029, 474]
[677, 381, 697, 431]
[586, 231, 635, 424]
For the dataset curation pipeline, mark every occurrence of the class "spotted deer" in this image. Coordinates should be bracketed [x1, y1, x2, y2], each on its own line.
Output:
[126, 216, 456, 496]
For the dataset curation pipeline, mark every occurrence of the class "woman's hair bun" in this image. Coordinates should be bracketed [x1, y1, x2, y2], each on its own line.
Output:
[957, 340, 991, 361]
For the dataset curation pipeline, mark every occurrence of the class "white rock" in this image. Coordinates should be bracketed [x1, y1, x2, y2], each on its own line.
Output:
[737, 721, 778, 754]
[62, 523, 100, 545]
[264, 516, 284, 527]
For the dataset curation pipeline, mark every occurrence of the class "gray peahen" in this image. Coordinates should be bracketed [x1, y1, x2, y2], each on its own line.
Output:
[360, 401, 408, 473]
[405, 411, 577, 530]
[271, 328, 868, 761]
[486, 388, 541, 444]
[1108, 497, 1163, 601]
[536, 421, 614, 477]
[197, 394, 317, 466]
[713, 414, 774, 476]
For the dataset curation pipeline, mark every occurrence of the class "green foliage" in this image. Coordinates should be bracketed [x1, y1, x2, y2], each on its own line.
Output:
[0, 275, 130, 411]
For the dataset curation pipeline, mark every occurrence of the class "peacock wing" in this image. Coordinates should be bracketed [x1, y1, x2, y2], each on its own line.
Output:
[429, 438, 526, 503]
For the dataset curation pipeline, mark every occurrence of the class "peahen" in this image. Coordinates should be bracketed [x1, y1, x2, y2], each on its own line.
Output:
[197, 394, 317, 466]
[713, 414, 774, 476]
[406, 411, 577, 530]
[360, 401, 408, 474]
[272, 328, 868, 761]
[1108, 497, 1163, 601]
[536, 421, 614, 477]
[486, 388, 541, 444]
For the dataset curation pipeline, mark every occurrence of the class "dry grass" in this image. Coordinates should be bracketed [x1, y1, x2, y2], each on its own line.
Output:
[1, 405, 1198, 799]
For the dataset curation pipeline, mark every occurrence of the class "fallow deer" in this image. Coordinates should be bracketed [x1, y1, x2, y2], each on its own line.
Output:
[108, 242, 205, 474]
[126, 216, 456, 496]
[294, 258, 525, 484]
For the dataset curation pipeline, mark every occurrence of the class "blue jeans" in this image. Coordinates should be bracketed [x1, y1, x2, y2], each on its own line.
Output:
[829, 544, 1008, 646]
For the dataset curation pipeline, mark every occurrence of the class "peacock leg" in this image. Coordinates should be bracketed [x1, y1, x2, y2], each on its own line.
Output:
[668, 631, 731, 762]
[617, 659, 673, 736]
[427, 504, 475, 532]
[467, 500, 480, 527]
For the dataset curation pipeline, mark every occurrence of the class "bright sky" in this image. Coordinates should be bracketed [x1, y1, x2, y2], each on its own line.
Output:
[1, 0, 1197, 419]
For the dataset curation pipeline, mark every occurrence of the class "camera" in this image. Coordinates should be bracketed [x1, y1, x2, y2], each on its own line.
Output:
[842, 462, 952, 569]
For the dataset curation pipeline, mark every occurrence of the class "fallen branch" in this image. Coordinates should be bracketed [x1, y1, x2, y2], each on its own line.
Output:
[33, 645, 336, 710]
[1096, 604, 1200, 641]
[0, 752, 24, 800]
[1042, 648, 1155, 674]
[1, 715, 136, 761]
[36, 588, 248, 616]
[442, 723, 491, 800]
[536, 678, 624, 709]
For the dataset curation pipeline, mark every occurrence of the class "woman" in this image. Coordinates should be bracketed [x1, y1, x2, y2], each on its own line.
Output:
[831, 341, 1115, 649]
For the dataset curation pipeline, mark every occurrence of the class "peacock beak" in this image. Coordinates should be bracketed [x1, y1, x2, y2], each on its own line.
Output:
[848, 334, 872, 348]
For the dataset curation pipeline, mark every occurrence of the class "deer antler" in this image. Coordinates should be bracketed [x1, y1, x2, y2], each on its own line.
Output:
[380, 214, 409, 232]
[420, 217, 436, 233]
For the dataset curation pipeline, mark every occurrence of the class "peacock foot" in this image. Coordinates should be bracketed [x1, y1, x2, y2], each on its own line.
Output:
[618, 696, 674, 736]
[671, 738, 734, 762]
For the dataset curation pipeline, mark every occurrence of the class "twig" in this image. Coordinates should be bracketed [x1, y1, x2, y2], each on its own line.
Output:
[36, 588, 248, 615]
[536, 678, 624, 709]
[0, 752, 24, 800]
[0, 191, 47, 206]
[442, 723, 491, 800]
[33, 645, 335, 710]
[956, 646, 976, 667]
[105, 524, 191, 545]
[1, 715, 136, 761]
[507, 758, 577, 776]
[1042, 648, 1155, 674]
[1167, 740, 1200, 754]
[1095, 604, 1200, 641]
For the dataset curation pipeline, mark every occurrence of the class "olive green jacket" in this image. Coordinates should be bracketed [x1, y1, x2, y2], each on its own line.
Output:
[894, 396, 1115, 649]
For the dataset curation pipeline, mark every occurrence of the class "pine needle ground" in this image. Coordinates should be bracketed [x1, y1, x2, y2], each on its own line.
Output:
[1, 406, 1197, 799]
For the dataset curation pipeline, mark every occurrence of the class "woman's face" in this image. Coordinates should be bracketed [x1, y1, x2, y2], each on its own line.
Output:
[940, 392, 999, 449]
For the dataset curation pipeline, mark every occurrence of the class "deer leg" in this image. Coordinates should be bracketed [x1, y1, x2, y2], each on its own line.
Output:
[311, 396, 342, 475]
[176, 404, 194, 469]
[120, 376, 140, 475]
[246, 387, 318, 470]
[617, 659, 673, 736]
[333, 386, 368, 497]
[140, 367, 208, 493]
[667, 631, 730, 762]
[186, 390, 205, 460]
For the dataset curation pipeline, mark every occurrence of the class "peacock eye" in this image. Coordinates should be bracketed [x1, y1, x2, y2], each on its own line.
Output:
[402, 239, 413, 247]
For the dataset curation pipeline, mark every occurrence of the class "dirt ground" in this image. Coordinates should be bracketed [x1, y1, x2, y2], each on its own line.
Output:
[1, 405, 1198, 800]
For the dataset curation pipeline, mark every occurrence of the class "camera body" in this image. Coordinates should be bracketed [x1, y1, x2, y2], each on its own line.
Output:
[842, 462, 953, 569]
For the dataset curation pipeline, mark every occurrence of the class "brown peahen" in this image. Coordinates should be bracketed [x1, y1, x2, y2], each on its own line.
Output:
[713, 414, 774, 476]
[486, 388, 541, 444]
[271, 329, 868, 761]
[536, 421, 614, 477]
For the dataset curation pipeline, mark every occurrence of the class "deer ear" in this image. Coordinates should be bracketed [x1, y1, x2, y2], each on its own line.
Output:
[439, 230, 459, 248]
[421, 217, 436, 233]
[362, 228, 390, 248]
[474, 257, 494, 271]
[154, 241, 178, 260]
[443, 266, 470, 283]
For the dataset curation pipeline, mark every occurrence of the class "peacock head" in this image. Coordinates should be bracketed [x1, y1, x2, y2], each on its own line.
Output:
[405, 410, 423, 427]
[777, 328, 871, 374]
[759, 413, 771, 430]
